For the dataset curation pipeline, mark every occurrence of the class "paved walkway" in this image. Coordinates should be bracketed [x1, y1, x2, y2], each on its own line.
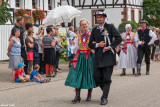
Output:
[0, 61, 160, 107]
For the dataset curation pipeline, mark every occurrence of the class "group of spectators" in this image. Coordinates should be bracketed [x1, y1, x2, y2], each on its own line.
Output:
[148, 26, 160, 62]
[8, 16, 65, 83]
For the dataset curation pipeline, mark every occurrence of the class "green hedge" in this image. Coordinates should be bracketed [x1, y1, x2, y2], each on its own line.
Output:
[59, 31, 68, 60]
[118, 21, 138, 34]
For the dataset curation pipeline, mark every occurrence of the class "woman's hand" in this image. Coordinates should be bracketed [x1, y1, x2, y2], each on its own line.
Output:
[60, 45, 64, 48]
[7, 53, 9, 57]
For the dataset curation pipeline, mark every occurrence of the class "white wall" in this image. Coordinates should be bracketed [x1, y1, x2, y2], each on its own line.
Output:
[75, 9, 92, 29]
[0, 25, 39, 61]
[25, 0, 32, 9]
[74, 8, 123, 29]
[8, 0, 16, 8]
[134, 8, 139, 23]
[104, 8, 124, 28]
[0, 25, 13, 61]
[128, 8, 131, 21]
[5, 11, 13, 24]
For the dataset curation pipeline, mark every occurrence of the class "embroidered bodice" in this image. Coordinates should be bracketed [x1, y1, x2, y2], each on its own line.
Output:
[78, 32, 91, 50]
[122, 32, 135, 42]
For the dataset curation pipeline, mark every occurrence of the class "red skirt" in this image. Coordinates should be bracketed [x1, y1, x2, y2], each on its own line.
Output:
[27, 52, 34, 60]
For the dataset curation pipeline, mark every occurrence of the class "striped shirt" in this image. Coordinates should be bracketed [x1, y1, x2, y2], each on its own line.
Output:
[42, 35, 54, 48]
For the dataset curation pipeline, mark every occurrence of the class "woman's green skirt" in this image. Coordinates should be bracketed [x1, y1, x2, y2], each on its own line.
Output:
[65, 52, 96, 89]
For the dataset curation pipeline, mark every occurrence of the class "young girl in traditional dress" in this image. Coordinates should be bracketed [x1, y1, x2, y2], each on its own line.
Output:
[65, 19, 96, 103]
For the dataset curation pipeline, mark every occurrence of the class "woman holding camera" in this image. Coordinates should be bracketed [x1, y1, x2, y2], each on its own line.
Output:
[53, 30, 65, 73]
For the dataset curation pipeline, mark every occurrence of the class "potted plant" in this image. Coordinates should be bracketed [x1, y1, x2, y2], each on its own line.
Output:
[14, 8, 31, 17]
[32, 8, 46, 21]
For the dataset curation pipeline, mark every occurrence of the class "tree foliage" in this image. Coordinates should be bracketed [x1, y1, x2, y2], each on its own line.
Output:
[143, 0, 160, 27]
[0, 1, 12, 25]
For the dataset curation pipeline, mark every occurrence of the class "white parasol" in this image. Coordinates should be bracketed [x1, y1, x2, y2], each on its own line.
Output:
[42, 5, 82, 27]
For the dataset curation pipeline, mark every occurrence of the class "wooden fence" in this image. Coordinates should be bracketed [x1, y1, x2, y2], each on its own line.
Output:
[0, 25, 39, 61]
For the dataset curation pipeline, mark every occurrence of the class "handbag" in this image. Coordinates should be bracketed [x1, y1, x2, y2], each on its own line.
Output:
[57, 47, 65, 54]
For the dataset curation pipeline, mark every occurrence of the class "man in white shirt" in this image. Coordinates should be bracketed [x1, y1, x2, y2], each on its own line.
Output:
[135, 19, 156, 75]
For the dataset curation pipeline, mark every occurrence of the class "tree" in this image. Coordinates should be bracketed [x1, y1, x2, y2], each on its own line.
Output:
[143, 0, 160, 27]
[0, 1, 12, 25]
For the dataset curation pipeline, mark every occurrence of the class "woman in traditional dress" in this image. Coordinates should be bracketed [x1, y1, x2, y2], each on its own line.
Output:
[65, 19, 96, 103]
[117, 24, 137, 76]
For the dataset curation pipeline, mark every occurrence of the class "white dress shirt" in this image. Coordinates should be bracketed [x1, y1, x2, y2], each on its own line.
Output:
[135, 30, 157, 45]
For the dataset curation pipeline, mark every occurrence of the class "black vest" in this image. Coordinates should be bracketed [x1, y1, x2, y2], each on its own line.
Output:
[138, 28, 151, 44]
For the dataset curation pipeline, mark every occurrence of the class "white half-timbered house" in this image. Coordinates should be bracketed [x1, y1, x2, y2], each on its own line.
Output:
[60, 0, 143, 28]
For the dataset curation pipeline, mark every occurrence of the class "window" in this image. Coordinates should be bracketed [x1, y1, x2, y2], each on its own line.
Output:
[32, 0, 37, 9]
[131, 9, 134, 21]
[139, 10, 142, 21]
[48, 0, 52, 10]
[57, 2, 60, 7]
[16, 0, 20, 7]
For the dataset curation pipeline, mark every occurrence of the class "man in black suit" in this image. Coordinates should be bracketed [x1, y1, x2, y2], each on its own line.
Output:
[88, 11, 122, 105]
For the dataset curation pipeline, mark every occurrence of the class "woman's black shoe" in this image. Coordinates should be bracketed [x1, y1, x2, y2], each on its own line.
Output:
[132, 68, 135, 75]
[86, 89, 92, 101]
[46, 75, 50, 77]
[86, 96, 91, 101]
[50, 75, 55, 77]
[72, 96, 81, 103]
[72, 89, 81, 104]
[120, 72, 126, 76]
[120, 69, 126, 76]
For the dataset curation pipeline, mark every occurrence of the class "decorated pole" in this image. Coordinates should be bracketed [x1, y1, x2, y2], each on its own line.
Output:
[73, 0, 76, 28]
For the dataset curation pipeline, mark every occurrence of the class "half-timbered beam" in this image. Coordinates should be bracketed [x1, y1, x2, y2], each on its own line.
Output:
[94, 0, 98, 5]
[82, 0, 85, 9]
[115, 0, 119, 4]
[124, 0, 126, 7]
[105, 0, 106, 8]
[113, 0, 115, 8]
[79, 0, 81, 6]
[60, 0, 143, 9]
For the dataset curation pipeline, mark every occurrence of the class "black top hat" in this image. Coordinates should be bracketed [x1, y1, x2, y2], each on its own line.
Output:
[94, 10, 107, 17]
[140, 19, 148, 24]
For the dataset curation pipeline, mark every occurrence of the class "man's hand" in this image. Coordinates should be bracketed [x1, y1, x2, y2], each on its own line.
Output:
[141, 41, 145, 45]
[98, 41, 106, 47]
[104, 47, 111, 51]
[92, 41, 96, 43]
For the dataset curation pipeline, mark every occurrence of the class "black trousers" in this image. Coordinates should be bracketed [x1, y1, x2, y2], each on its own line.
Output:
[93, 66, 113, 87]
[21, 47, 28, 74]
[137, 45, 151, 64]
[151, 45, 156, 60]
[55, 51, 60, 69]
[39, 53, 45, 74]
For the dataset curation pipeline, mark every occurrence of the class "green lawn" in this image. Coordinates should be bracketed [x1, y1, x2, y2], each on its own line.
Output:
[59, 58, 69, 64]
